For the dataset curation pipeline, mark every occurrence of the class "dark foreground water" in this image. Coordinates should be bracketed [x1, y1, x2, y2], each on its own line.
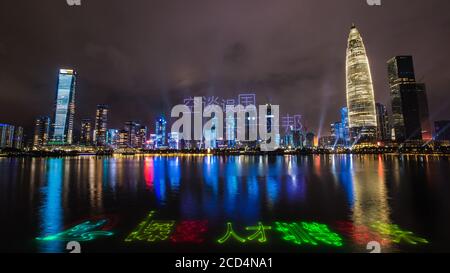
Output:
[0, 155, 449, 253]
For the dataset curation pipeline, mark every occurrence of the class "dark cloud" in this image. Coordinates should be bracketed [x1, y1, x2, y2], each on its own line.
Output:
[0, 0, 449, 138]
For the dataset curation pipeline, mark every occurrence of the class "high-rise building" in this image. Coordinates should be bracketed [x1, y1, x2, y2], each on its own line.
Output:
[155, 116, 167, 148]
[375, 103, 390, 141]
[51, 69, 76, 145]
[168, 132, 180, 150]
[225, 104, 237, 148]
[124, 121, 139, 148]
[331, 121, 347, 147]
[292, 130, 303, 149]
[331, 122, 342, 139]
[13, 126, 24, 150]
[388, 56, 432, 141]
[305, 132, 315, 148]
[33, 116, 51, 149]
[346, 25, 377, 142]
[149, 134, 158, 150]
[283, 130, 294, 148]
[80, 119, 92, 146]
[434, 120, 450, 141]
[106, 129, 119, 148]
[136, 125, 148, 149]
[0, 124, 15, 149]
[93, 104, 108, 146]
[118, 129, 129, 149]
[340, 107, 350, 146]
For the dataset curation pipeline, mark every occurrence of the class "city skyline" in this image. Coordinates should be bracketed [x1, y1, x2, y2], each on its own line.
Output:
[0, 1, 450, 139]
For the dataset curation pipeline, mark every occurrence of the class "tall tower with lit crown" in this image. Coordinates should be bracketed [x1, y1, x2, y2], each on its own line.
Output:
[51, 69, 76, 145]
[346, 24, 377, 142]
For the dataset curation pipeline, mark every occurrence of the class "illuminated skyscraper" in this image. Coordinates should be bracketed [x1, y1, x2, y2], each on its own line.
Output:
[375, 103, 390, 141]
[168, 132, 180, 150]
[93, 104, 109, 146]
[155, 116, 167, 148]
[305, 132, 315, 148]
[388, 56, 432, 141]
[340, 107, 350, 146]
[124, 121, 139, 148]
[33, 116, 51, 149]
[136, 125, 148, 148]
[0, 124, 15, 149]
[346, 25, 377, 142]
[80, 119, 92, 146]
[118, 129, 129, 149]
[51, 69, 76, 145]
[106, 129, 119, 148]
[13, 126, 24, 150]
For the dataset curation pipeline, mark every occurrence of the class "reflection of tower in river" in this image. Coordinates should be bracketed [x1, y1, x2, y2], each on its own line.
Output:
[350, 155, 392, 227]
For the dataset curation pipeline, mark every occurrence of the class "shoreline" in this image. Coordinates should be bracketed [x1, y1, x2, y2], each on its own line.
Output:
[1, 151, 450, 158]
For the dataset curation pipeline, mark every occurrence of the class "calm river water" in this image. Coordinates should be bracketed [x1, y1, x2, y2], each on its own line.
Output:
[0, 154, 449, 253]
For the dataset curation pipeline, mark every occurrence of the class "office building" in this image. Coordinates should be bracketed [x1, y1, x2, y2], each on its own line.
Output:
[80, 119, 92, 146]
[388, 56, 432, 141]
[93, 105, 108, 146]
[346, 25, 377, 142]
[33, 116, 51, 149]
[13, 126, 24, 150]
[51, 69, 76, 145]
[124, 121, 139, 148]
[0, 124, 15, 149]
[155, 116, 167, 148]
[375, 103, 390, 141]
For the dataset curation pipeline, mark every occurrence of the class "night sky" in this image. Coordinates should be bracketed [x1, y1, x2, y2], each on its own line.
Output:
[1, 0, 449, 138]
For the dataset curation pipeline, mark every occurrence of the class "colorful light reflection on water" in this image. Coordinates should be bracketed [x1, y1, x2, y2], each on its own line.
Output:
[0, 154, 449, 252]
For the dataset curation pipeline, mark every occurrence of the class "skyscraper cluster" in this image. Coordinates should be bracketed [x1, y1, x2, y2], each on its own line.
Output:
[0, 123, 24, 150]
[1, 25, 449, 154]
[320, 25, 442, 149]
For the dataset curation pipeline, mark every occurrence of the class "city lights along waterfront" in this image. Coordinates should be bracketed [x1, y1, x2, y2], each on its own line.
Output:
[1, 25, 449, 156]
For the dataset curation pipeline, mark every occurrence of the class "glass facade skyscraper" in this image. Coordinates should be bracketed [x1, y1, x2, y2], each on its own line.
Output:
[375, 103, 390, 141]
[51, 69, 76, 145]
[0, 124, 15, 149]
[155, 116, 167, 148]
[80, 119, 92, 146]
[93, 104, 109, 146]
[346, 25, 377, 142]
[106, 129, 119, 148]
[124, 121, 139, 148]
[340, 107, 350, 146]
[13, 126, 24, 150]
[33, 116, 51, 149]
[136, 125, 148, 148]
[388, 56, 432, 141]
